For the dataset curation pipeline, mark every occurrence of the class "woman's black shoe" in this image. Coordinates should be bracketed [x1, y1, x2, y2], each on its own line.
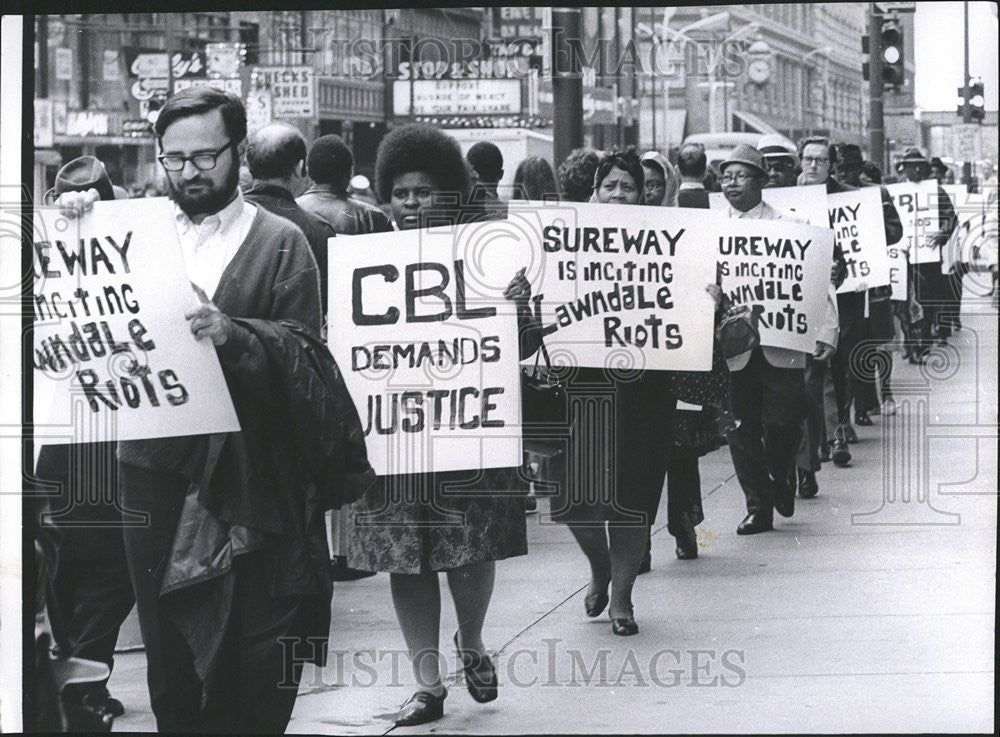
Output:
[584, 586, 609, 617]
[453, 632, 498, 703]
[395, 689, 446, 726]
[611, 611, 638, 636]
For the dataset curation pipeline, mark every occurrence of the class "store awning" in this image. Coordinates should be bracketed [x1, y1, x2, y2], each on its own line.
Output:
[731, 109, 779, 134]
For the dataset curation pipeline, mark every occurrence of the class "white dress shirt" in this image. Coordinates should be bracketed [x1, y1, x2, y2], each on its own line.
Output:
[174, 192, 257, 298]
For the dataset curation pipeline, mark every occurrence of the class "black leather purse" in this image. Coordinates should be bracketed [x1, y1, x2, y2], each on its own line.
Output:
[521, 342, 572, 455]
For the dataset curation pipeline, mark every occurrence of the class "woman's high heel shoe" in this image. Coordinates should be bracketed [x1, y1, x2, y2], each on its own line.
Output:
[610, 610, 638, 636]
[584, 587, 609, 618]
[453, 632, 498, 703]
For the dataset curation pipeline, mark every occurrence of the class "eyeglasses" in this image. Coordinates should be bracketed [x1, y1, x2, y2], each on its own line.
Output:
[766, 160, 794, 171]
[720, 172, 755, 185]
[158, 140, 234, 172]
[802, 156, 829, 166]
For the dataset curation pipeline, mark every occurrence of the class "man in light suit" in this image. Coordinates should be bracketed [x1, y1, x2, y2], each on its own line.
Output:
[720, 144, 839, 534]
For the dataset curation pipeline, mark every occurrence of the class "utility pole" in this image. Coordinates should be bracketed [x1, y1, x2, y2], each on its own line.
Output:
[551, 7, 583, 169]
[962, 0, 971, 186]
[867, 4, 885, 174]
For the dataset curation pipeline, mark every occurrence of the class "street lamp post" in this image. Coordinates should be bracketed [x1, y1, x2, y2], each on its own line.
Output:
[803, 46, 832, 137]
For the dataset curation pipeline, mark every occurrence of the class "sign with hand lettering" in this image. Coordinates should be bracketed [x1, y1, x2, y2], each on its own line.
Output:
[32, 199, 239, 443]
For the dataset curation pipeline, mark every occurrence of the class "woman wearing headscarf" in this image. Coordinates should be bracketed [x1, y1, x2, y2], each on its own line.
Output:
[640, 151, 680, 207]
[346, 124, 529, 727]
[638, 151, 704, 567]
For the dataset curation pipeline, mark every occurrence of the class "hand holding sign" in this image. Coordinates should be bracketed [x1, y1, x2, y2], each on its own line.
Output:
[55, 188, 100, 218]
[504, 267, 531, 304]
[185, 282, 232, 346]
[813, 340, 835, 362]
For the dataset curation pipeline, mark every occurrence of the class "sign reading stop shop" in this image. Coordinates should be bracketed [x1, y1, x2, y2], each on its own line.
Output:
[252, 66, 314, 118]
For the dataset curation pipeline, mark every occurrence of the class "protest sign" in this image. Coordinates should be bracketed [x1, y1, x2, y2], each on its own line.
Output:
[910, 179, 944, 264]
[828, 187, 891, 294]
[711, 184, 829, 227]
[32, 198, 240, 443]
[328, 224, 523, 476]
[885, 181, 918, 299]
[715, 218, 834, 353]
[504, 201, 718, 373]
[943, 194, 998, 274]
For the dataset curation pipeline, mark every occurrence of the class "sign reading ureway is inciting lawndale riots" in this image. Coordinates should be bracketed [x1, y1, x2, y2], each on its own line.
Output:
[32, 199, 240, 443]
[827, 187, 891, 294]
[716, 218, 835, 353]
[328, 225, 524, 476]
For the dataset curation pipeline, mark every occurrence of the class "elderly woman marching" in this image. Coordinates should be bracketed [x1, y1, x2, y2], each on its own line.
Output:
[516, 148, 715, 636]
[346, 124, 530, 727]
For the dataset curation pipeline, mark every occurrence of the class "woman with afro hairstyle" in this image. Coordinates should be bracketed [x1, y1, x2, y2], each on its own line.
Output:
[347, 124, 529, 727]
[373, 123, 477, 230]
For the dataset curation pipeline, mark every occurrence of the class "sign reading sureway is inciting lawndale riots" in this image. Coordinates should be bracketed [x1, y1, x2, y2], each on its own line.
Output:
[505, 202, 718, 373]
[32, 199, 240, 443]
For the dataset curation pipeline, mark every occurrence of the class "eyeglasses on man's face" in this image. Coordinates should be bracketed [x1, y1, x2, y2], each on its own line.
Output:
[802, 156, 829, 167]
[721, 172, 756, 185]
[158, 140, 234, 172]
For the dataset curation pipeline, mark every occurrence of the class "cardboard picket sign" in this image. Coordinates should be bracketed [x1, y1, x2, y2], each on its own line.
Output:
[32, 198, 240, 444]
[328, 204, 721, 474]
[911, 179, 944, 264]
[885, 182, 918, 300]
[503, 202, 718, 373]
[828, 187, 891, 293]
[711, 184, 829, 227]
[327, 223, 524, 477]
[714, 218, 835, 354]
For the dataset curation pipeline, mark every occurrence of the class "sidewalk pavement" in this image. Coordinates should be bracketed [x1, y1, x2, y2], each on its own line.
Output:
[110, 294, 997, 734]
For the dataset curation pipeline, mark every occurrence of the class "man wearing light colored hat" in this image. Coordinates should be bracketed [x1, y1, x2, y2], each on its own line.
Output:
[758, 134, 799, 189]
[720, 144, 839, 535]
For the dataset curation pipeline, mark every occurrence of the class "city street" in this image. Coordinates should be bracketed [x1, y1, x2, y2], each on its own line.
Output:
[108, 283, 997, 734]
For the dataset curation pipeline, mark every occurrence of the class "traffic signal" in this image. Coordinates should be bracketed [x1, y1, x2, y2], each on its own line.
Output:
[880, 20, 904, 89]
[958, 79, 987, 122]
[969, 79, 985, 121]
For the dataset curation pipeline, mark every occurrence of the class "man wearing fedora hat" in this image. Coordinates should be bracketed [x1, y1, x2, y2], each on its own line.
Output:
[719, 144, 839, 535]
[758, 134, 800, 189]
[897, 147, 957, 354]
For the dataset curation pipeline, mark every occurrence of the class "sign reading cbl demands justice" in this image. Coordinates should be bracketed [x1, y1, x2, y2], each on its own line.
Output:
[827, 187, 891, 294]
[885, 181, 919, 300]
[328, 224, 524, 476]
[32, 199, 240, 443]
[716, 218, 835, 354]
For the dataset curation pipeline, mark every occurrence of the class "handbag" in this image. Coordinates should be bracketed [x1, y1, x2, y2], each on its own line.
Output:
[671, 406, 721, 457]
[715, 303, 760, 359]
[666, 339, 730, 406]
[521, 342, 572, 456]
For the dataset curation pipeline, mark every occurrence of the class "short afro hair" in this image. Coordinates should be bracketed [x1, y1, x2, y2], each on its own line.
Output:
[307, 134, 354, 190]
[557, 147, 600, 202]
[375, 124, 471, 205]
[466, 141, 504, 183]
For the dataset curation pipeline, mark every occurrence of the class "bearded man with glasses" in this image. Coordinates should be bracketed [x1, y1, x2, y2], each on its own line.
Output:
[56, 86, 328, 733]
